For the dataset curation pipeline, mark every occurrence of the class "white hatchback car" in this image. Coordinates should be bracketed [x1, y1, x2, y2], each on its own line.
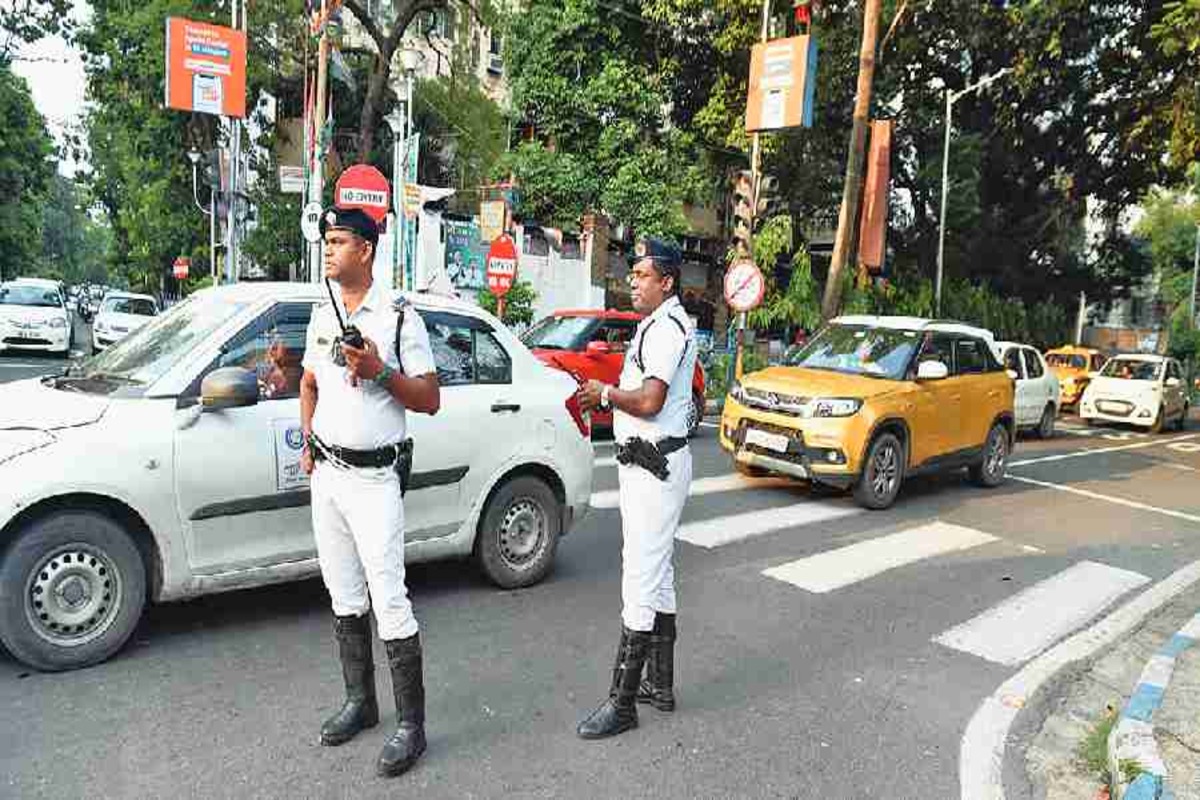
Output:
[91, 291, 159, 352]
[0, 281, 72, 355]
[0, 283, 593, 671]
[1080, 354, 1190, 432]
[997, 342, 1061, 438]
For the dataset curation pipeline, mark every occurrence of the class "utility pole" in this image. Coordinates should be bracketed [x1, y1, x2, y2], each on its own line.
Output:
[309, 0, 332, 284]
[1191, 222, 1199, 326]
[224, 0, 246, 284]
[1075, 291, 1086, 346]
[820, 0, 883, 321]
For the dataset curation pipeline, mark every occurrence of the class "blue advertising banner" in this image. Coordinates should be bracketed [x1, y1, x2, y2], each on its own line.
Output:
[444, 219, 487, 290]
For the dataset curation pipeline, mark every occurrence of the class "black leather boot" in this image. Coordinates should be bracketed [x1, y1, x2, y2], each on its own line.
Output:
[637, 612, 676, 712]
[377, 633, 427, 777]
[577, 626, 650, 740]
[320, 614, 379, 746]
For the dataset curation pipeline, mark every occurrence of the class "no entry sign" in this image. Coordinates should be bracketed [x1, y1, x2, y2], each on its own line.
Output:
[485, 234, 518, 297]
[173, 257, 190, 280]
[335, 165, 390, 223]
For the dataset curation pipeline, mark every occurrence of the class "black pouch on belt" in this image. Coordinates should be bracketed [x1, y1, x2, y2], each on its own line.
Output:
[615, 436, 671, 481]
[394, 438, 414, 496]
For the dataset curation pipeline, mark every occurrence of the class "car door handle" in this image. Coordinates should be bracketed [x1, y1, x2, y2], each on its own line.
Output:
[491, 403, 521, 413]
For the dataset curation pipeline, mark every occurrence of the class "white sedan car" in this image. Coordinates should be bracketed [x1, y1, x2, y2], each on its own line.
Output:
[91, 291, 159, 352]
[1080, 354, 1190, 432]
[0, 281, 72, 355]
[997, 341, 1061, 438]
[0, 283, 593, 671]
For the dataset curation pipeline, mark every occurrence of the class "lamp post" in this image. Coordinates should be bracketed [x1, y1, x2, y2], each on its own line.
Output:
[385, 106, 406, 290]
[187, 148, 218, 284]
[396, 46, 423, 291]
[936, 67, 1010, 316]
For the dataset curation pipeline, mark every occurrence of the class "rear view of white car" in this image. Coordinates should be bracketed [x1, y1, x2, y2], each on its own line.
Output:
[92, 291, 159, 352]
[0, 281, 72, 355]
[1080, 354, 1190, 432]
[998, 342, 1060, 438]
[0, 283, 593, 672]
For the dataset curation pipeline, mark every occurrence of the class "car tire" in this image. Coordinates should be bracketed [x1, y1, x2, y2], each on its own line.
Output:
[968, 423, 1010, 488]
[687, 391, 705, 438]
[0, 511, 146, 672]
[475, 476, 561, 590]
[733, 461, 769, 478]
[853, 432, 904, 510]
[1036, 404, 1056, 439]
[1179, 404, 1190, 432]
[1150, 405, 1165, 434]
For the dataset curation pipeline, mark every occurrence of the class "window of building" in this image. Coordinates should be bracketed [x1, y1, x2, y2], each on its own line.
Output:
[523, 226, 549, 257]
[561, 233, 582, 260]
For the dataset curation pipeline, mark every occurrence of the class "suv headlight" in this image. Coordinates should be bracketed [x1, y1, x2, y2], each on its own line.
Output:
[728, 379, 745, 403]
[811, 398, 863, 418]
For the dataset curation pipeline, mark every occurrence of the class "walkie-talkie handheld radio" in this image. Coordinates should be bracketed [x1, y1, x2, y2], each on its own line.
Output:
[324, 277, 364, 365]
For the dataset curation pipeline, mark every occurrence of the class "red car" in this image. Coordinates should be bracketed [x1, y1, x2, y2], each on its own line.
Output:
[523, 309, 707, 437]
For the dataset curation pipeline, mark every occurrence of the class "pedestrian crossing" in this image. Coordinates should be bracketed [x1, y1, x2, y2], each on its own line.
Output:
[588, 445, 1159, 671]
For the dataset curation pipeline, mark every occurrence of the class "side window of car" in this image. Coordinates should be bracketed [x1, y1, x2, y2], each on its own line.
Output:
[476, 330, 512, 384]
[422, 311, 511, 386]
[1092, 355, 1106, 372]
[213, 302, 313, 400]
[1023, 349, 1044, 379]
[1167, 361, 1181, 381]
[598, 321, 636, 351]
[916, 333, 955, 375]
[955, 338, 989, 375]
[1003, 348, 1024, 377]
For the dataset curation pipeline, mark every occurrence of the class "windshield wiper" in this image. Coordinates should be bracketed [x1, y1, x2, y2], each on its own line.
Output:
[531, 343, 564, 350]
[70, 371, 143, 385]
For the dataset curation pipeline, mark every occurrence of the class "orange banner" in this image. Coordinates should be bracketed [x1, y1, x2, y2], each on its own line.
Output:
[745, 35, 818, 132]
[165, 18, 247, 118]
[858, 119, 893, 273]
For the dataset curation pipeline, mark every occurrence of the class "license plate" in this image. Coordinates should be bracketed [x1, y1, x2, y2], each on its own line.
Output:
[745, 428, 790, 453]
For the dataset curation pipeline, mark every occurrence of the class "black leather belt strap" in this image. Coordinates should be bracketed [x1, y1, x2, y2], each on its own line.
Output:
[657, 436, 688, 456]
[310, 434, 399, 469]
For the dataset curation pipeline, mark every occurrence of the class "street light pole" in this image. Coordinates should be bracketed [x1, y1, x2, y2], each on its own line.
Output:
[935, 67, 1010, 317]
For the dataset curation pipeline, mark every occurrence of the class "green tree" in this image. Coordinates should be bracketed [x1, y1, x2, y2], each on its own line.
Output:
[476, 278, 537, 326]
[1134, 183, 1200, 359]
[40, 174, 112, 283]
[0, 0, 74, 65]
[0, 65, 54, 281]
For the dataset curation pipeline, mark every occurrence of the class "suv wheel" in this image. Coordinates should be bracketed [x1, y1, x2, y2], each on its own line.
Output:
[969, 423, 1009, 487]
[0, 511, 146, 672]
[1178, 403, 1190, 431]
[1036, 404, 1056, 439]
[853, 432, 904, 510]
[475, 476, 561, 589]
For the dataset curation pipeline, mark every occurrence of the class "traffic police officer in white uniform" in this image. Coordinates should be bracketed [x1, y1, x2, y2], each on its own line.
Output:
[575, 237, 697, 739]
[299, 207, 440, 778]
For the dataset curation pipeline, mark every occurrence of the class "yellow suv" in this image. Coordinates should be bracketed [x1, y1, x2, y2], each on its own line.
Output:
[719, 316, 1015, 509]
[1044, 346, 1107, 408]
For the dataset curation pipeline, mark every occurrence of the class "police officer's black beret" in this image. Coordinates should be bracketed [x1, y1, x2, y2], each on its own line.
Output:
[631, 237, 682, 270]
[320, 206, 379, 246]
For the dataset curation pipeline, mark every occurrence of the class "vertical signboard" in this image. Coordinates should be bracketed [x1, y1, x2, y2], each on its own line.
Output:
[858, 119, 894, 274]
[444, 219, 487, 290]
[745, 35, 818, 132]
[164, 18, 247, 118]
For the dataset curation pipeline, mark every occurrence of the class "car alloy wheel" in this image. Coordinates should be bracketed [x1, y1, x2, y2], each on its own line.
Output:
[854, 432, 904, 510]
[870, 445, 899, 498]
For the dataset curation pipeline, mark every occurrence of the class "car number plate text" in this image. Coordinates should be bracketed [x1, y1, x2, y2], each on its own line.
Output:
[745, 428, 790, 453]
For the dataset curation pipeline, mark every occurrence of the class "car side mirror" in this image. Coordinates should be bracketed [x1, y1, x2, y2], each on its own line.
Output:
[585, 340, 611, 356]
[201, 367, 259, 411]
[1006, 369, 1020, 381]
[1166, 377, 1182, 388]
[916, 360, 949, 381]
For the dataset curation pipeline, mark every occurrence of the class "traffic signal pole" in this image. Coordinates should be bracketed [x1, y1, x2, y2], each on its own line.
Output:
[309, 0, 332, 284]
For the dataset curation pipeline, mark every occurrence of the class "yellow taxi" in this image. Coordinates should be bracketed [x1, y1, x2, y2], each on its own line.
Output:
[719, 316, 1015, 509]
[1043, 346, 1107, 408]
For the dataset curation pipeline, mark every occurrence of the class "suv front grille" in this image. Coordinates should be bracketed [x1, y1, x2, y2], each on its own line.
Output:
[742, 387, 809, 416]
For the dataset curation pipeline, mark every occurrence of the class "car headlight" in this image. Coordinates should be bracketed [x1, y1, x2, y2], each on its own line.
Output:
[811, 398, 863, 418]
[94, 320, 106, 332]
[48, 318, 67, 328]
[728, 379, 745, 403]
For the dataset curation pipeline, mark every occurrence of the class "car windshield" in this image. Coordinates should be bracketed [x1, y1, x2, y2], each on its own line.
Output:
[63, 292, 250, 390]
[102, 296, 157, 316]
[785, 324, 919, 379]
[1100, 359, 1162, 381]
[1046, 353, 1087, 369]
[0, 284, 62, 307]
[521, 315, 599, 350]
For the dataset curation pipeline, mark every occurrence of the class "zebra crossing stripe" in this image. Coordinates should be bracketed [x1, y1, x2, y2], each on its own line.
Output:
[934, 560, 1150, 666]
[761, 522, 998, 594]
[676, 501, 861, 549]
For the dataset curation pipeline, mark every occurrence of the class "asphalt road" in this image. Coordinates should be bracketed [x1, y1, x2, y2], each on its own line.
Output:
[2, 354, 1199, 798]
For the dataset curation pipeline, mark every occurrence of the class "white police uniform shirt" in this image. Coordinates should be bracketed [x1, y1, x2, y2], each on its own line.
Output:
[612, 295, 697, 443]
[302, 280, 436, 450]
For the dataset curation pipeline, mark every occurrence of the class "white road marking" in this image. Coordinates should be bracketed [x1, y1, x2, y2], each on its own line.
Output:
[959, 559, 1200, 800]
[1165, 463, 1198, 473]
[1057, 426, 1099, 437]
[699, 421, 719, 429]
[934, 560, 1150, 666]
[762, 522, 998, 593]
[1008, 475, 1200, 525]
[1167, 441, 1200, 453]
[1009, 433, 1200, 467]
[1021, 544, 1044, 553]
[589, 471, 792, 509]
[677, 501, 861, 549]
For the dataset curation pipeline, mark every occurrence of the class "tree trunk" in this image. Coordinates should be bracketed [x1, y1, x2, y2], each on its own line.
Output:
[357, 44, 395, 163]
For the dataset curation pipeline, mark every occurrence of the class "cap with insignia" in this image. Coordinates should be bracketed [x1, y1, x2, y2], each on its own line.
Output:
[630, 236, 682, 269]
[319, 206, 379, 246]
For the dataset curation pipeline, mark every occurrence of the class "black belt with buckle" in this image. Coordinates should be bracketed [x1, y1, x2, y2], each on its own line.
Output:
[309, 434, 399, 469]
[656, 436, 688, 456]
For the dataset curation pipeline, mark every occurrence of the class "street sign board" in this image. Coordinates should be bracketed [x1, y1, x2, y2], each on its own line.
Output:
[335, 165, 391, 223]
[724, 258, 765, 312]
[301, 201, 323, 243]
[164, 18, 247, 118]
[486, 234, 519, 298]
[480, 200, 507, 244]
[173, 257, 190, 281]
[278, 166, 304, 194]
[745, 35, 818, 132]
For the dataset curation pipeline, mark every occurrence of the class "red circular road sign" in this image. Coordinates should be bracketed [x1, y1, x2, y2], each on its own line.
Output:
[724, 258, 765, 312]
[335, 164, 391, 223]
[173, 256, 190, 280]
[486, 234, 519, 297]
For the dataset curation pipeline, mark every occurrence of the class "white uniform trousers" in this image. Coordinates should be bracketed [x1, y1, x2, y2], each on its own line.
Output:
[310, 461, 419, 640]
[617, 447, 692, 632]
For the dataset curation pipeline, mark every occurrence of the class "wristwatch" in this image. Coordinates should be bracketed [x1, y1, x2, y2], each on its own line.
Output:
[373, 363, 395, 387]
[600, 384, 612, 410]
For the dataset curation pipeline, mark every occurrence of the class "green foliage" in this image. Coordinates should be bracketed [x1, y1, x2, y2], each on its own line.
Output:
[1077, 707, 1117, 785]
[0, 0, 74, 65]
[476, 279, 537, 326]
[40, 175, 112, 284]
[0, 66, 54, 282]
[706, 348, 767, 401]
